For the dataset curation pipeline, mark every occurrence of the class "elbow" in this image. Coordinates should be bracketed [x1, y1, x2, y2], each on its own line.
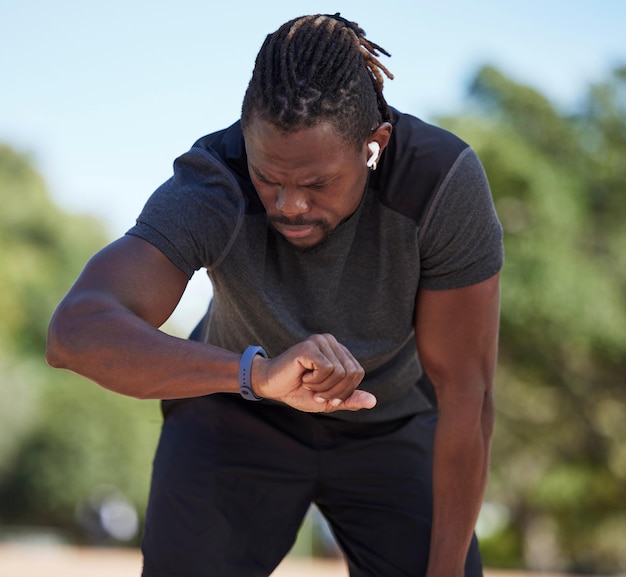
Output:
[46, 309, 73, 369]
[426, 354, 496, 409]
[428, 365, 496, 439]
[45, 298, 87, 370]
[482, 388, 495, 443]
[45, 342, 63, 369]
[46, 337, 69, 370]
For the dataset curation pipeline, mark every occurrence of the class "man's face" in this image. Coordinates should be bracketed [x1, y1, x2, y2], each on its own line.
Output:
[244, 118, 371, 249]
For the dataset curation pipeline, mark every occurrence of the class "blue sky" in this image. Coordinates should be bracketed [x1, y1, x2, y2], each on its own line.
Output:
[2, 0, 625, 327]
[2, 0, 624, 235]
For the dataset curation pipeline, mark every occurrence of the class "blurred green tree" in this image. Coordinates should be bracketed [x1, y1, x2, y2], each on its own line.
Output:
[440, 65, 626, 573]
[1, 64, 625, 571]
[0, 145, 161, 544]
[0, 146, 103, 354]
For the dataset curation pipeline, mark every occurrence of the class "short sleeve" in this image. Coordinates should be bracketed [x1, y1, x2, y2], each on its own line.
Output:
[126, 146, 246, 279]
[418, 148, 503, 290]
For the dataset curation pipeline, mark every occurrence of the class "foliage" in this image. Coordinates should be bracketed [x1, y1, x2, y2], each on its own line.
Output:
[0, 146, 161, 544]
[0, 366, 161, 543]
[1, 65, 625, 571]
[0, 146, 104, 355]
[440, 65, 626, 573]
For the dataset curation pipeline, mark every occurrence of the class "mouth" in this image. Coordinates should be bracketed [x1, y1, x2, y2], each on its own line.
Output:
[269, 216, 332, 247]
[273, 222, 317, 240]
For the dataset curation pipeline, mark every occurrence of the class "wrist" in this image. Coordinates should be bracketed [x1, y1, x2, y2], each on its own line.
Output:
[250, 353, 268, 398]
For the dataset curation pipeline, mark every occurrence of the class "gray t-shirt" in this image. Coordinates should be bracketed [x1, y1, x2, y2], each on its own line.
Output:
[127, 110, 503, 423]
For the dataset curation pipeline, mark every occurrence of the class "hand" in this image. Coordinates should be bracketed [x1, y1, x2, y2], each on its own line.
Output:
[251, 334, 376, 413]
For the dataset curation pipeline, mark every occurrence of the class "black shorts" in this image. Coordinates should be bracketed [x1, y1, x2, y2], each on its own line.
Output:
[141, 394, 483, 577]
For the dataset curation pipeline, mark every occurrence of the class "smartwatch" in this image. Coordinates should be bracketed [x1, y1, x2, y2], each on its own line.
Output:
[239, 345, 267, 401]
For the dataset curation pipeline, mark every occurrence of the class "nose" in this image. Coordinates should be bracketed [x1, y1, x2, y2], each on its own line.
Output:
[275, 186, 309, 216]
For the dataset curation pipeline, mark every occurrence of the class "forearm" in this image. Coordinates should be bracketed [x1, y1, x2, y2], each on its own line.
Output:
[427, 391, 494, 577]
[46, 291, 240, 400]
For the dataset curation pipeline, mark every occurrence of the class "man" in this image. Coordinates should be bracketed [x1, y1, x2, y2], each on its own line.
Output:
[47, 13, 503, 577]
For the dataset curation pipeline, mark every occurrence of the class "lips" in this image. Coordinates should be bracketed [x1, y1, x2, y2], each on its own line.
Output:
[269, 215, 332, 248]
[274, 223, 316, 239]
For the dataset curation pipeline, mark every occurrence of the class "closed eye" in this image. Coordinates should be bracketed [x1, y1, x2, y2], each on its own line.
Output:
[302, 175, 339, 191]
[304, 182, 329, 191]
[255, 173, 278, 186]
[250, 163, 336, 191]
[249, 165, 278, 186]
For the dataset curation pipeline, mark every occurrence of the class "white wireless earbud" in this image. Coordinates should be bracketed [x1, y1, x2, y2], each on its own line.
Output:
[367, 141, 381, 170]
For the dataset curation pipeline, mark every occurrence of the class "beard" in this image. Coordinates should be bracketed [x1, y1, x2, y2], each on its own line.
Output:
[268, 214, 334, 250]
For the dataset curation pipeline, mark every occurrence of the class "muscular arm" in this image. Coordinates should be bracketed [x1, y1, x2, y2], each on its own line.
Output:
[415, 273, 500, 577]
[46, 235, 242, 399]
[47, 235, 374, 411]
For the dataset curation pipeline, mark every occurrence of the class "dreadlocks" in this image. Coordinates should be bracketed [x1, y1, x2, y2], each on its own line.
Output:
[241, 13, 394, 147]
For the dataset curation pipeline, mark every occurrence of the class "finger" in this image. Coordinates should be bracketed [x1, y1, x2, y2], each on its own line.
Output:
[309, 358, 364, 403]
[307, 367, 363, 403]
[301, 335, 364, 396]
[296, 335, 344, 385]
[324, 390, 377, 412]
[299, 337, 343, 386]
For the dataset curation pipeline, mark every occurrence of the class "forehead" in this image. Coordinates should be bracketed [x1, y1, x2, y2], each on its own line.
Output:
[243, 118, 358, 174]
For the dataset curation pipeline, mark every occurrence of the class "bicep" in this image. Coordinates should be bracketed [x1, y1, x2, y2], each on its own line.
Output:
[64, 235, 190, 328]
[415, 273, 500, 399]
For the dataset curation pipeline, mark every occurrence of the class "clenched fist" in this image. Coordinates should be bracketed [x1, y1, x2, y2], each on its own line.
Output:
[250, 334, 376, 413]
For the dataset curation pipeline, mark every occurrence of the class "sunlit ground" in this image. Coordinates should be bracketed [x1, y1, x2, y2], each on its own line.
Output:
[0, 546, 349, 577]
[0, 545, 585, 577]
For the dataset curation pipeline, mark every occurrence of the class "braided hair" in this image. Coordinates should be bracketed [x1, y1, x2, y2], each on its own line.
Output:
[241, 13, 394, 147]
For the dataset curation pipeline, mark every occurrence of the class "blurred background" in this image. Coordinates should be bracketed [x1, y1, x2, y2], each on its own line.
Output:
[1, 0, 625, 574]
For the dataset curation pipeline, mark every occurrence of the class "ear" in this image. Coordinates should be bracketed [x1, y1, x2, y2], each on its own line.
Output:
[365, 122, 392, 169]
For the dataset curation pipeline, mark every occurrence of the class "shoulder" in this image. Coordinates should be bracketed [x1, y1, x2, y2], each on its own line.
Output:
[126, 123, 255, 276]
[192, 121, 245, 173]
[190, 121, 263, 214]
[371, 108, 470, 224]
[387, 108, 468, 155]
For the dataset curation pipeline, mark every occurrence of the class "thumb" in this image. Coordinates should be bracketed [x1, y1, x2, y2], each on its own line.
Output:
[335, 390, 377, 412]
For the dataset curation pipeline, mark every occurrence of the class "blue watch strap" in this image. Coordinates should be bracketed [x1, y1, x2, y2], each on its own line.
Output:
[239, 345, 267, 401]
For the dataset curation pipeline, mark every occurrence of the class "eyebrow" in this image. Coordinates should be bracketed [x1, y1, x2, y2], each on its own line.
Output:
[249, 163, 337, 188]
[249, 164, 273, 181]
